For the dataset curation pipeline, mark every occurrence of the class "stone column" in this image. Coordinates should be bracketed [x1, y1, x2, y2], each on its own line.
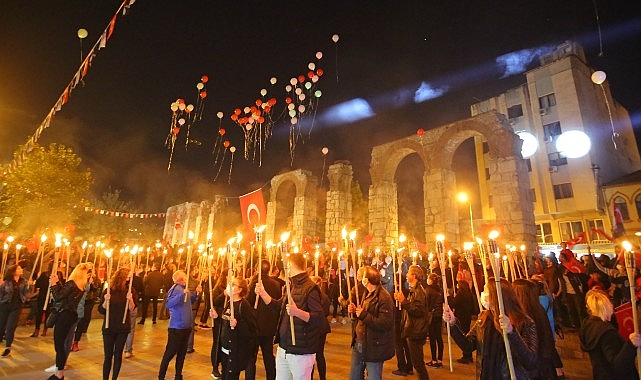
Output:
[325, 161, 353, 244]
[368, 180, 398, 250]
[424, 168, 460, 247]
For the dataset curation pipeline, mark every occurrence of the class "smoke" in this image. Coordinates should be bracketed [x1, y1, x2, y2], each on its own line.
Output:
[413, 82, 449, 103]
[319, 98, 376, 126]
[495, 45, 555, 78]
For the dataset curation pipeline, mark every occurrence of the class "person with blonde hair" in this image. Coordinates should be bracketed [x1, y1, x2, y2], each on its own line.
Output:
[48, 263, 90, 380]
[580, 289, 641, 379]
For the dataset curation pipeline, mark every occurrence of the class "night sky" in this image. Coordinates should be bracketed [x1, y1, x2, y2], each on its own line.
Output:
[1, 0, 640, 213]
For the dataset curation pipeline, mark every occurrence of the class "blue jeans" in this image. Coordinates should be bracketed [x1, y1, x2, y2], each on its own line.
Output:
[125, 307, 137, 353]
[349, 345, 383, 380]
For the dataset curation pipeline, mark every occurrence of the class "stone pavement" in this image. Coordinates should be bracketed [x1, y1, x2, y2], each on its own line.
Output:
[0, 317, 593, 379]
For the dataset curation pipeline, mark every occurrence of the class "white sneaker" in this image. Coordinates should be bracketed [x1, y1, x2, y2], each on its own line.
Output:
[44, 365, 57, 373]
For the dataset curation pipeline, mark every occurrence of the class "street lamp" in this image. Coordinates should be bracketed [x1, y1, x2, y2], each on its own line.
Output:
[457, 192, 475, 240]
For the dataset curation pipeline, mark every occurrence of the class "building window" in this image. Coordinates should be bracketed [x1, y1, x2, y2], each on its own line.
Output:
[536, 223, 553, 244]
[507, 104, 523, 119]
[553, 183, 573, 199]
[548, 152, 568, 167]
[530, 188, 536, 202]
[636, 194, 641, 219]
[587, 219, 605, 241]
[615, 196, 630, 220]
[559, 221, 584, 242]
[539, 93, 557, 109]
[543, 122, 562, 140]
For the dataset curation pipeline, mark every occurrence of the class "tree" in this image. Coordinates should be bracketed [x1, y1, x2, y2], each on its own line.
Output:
[0, 143, 93, 237]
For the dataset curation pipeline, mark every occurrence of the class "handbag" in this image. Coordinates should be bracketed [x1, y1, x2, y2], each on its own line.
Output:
[45, 308, 59, 328]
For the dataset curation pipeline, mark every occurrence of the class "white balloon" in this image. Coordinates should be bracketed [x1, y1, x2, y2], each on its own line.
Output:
[311, 75, 319, 83]
[298, 94, 306, 101]
[178, 118, 185, 125]
[186, 104, 194, 112]
[248, 117, 254, 124]
[332, 34, 339, 43]
[217, 111, 223, 119]
[291, 117, 298, 124]
[316, 51, 323, 60]
[295, 88, 302, 95]
[321, 147, 329, 155]
[246, 124, 253, 131]
[298, 105, 306, 113]
[230, 146, 236, 153]
[243, 107, 251, 114]
[260, 88, 267, 96]
[270, 77, 277, 85]
[170, 103, 178, 112]
[196, 82, 204, 90]
[288, 103, 295, 111]
[77, 28, 88, 39]
[285, 85, 292, 92]
[290, 78, 298, 85]
[308, 62, 316, 70]
[591, 71, 606, 85]
[178, 103, 186, 111]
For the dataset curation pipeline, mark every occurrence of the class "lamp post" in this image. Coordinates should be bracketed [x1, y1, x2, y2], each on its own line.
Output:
[457, 192, 475, 240]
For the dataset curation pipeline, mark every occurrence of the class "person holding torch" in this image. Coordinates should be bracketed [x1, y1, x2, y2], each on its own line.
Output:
[255, 249, 324, 380]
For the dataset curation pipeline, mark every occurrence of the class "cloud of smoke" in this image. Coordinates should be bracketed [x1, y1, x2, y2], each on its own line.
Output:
[495, 46, 555, 78]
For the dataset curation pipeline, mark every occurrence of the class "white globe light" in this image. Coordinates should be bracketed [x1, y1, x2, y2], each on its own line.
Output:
[555, 130, 591, 158]
[591, 71, 606, 85]
[516, 131, 538, 158]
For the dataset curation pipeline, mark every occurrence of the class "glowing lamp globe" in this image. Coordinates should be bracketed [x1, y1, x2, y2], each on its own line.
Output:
[516, 131, 538, 158]
[555, 130, 591, 158]
[591, 71, 606, 85]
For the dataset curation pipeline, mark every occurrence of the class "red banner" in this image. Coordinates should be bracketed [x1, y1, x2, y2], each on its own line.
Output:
[615, 302, 635, 339]
[239, 189, 267, 240]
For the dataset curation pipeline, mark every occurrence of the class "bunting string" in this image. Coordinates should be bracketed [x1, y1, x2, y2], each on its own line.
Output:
[3, 0, 137, 175]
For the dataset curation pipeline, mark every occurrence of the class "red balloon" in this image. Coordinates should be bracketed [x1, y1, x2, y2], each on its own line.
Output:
[316, 68, 324, 76]
[234, 108, 241, 115]
[285, 97, 292, 104]
[223, 140, 230, 148]
[200, 91, 207, 99]
[250, 106, 257, 113]
[264, 106, 271, 113]
[258, 116, 265, 124]
[307, 71, 314, 79]
[219, 128, 226, 136]
[417, 128, 425, 137]
[231, 114, 238, 121]
[172, 127, 180, 135]
[298, 75, 305, 83]
[177, 98, 185, 104]
[201, 75, 209, 83]
[256, 99, 263, 106]
[269, 98, 277, 106]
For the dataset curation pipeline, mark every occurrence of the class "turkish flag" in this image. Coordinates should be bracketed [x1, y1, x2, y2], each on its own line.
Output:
[615, 302, 635, 339]
[239, 189, 267, 240]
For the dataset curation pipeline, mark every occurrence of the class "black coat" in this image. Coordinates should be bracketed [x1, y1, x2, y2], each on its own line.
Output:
[352, 285, 395, 362]
[400, 283, 428, 341]
[580, 316, 639, 380]
[215, 297, 257, 374]
[247, 274, 282, 337]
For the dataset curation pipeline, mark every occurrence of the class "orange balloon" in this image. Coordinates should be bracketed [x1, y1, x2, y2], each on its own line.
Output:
[219, 128, 226, 136]
[417, 128, 425, 137]
[234, 108, 241, 115]
[285, 97, 292, 104]
[256, 99, 263, 106]
[307, 71, 314, 79]
[316, 68, 324, 77]
[258, 116, 265, 124]
[200, 91, 207, 99]
[201, 75, 209, 83]
[231, 114, 238, 121]
[223, 140, 230, 148]
[172, 127, 180, 135]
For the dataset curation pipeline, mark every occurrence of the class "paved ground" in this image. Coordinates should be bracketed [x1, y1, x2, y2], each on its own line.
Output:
[0, 317, 593, 379]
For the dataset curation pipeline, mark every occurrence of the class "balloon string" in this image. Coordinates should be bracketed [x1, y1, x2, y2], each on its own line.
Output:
[228, 151, 235, 184]
[213, 149, 226, 182]
[167, 136, 176, 172]
[592, 0, 604, 57]
[320, 155, 327, 188]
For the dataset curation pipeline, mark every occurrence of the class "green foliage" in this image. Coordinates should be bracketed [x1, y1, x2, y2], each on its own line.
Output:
[0, 143, 93, 237]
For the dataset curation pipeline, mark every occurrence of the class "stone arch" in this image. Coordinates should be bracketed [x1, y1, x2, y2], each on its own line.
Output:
[266, 169, 319, 244]
[368, 111, 536, 251]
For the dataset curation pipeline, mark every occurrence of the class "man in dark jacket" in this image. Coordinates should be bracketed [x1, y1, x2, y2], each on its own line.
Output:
[246, 260, 283, 380]
[140, 264, 163, 324]
[394, 265, 429, 380]
[348, 265, 394, 380]
[255, 252, 323, 380]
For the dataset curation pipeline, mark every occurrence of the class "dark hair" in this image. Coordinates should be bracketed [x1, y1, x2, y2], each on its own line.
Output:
[3, 264, 20, 281]
[260, 259, 271, 273]
[288, 252, 306, 271]
[363, 265, 381, 285]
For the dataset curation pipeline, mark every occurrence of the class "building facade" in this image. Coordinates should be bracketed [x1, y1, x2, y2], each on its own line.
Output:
[470, 41, 641, 251]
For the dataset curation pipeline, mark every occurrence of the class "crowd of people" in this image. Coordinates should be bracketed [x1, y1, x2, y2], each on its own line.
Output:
[1, 241, 641, 379]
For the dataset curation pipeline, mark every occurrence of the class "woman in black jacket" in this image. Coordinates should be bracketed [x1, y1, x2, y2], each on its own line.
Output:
[426, 273, 445, 368]
[212, 276, 257, 380]
[0, 264, 29, 356]
[452, 278, 474, 364]
[348, 266, 395, 380]
[580, 289, 641, 379]
[49, 263, 90, 380]
[312, 275, 331, 380]
[394, 265, 429, 380]
[99, 267, 135, 380]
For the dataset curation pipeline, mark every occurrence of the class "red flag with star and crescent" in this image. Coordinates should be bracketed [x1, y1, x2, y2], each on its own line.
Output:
[239, 189, 266, 241]
[615, 302, 635, 339]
